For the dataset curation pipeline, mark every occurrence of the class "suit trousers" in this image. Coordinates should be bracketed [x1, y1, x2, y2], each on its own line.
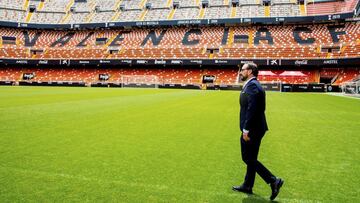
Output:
[240, 134, 276, 188]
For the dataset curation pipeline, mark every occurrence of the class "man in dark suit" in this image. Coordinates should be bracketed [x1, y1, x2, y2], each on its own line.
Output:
[232, 63, 284, 201]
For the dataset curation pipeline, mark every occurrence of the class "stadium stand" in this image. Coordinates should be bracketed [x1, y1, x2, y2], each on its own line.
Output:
[270, 2, 301, 17]
[173, 8, 200, 20]
[180, 0, 199, 7]
[94, 0, 117, 11]
[234, 4, 265, 18]
[332, 68, 360, 85]
[144, 8, 171, 21]
[115, 10, 143, 21]
[0, 21, 359, 60]
[320, 68, 342, 78]
[0, 1, 359, 90]
[0, 0, 359, 23]
[306, 0, 358, 16]
[203, 68, 238, 85]
[258, 70, 318, 84]
[204, 5, 232, 19]
[91, 11, 114, 23]
[0, 67, 23, 81]
[41, 0, 69, 13]
[2, 67, 359, 86]
[122, 0, 143, 10]
[0, 8, 27, 22]
[147, 0, 170, 9]
[30, 12, 65, 24]
[0, 0, 25, 10]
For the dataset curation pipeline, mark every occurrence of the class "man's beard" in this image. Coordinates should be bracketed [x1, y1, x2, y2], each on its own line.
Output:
[240, 74, 248, 82]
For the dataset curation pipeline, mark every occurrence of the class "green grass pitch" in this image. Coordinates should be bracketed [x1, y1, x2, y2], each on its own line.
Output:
[0, 86, 359, 202]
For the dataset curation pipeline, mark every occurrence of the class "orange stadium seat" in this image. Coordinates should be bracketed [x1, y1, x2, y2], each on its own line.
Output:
[306, 0, 358, 16]
[0, 0, 358, 24]
[1, 67, 359, 86]
[1, 22, 359, 60]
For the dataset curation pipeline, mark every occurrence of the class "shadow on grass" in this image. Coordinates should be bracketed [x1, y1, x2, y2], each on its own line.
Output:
[242, 194, 280, 203]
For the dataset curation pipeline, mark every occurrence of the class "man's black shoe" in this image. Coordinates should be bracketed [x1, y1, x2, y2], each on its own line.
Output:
[270, 178, 284, 201]
[232, 185, 253, 194]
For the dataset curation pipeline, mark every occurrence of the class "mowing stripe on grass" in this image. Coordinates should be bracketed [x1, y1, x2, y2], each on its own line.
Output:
[1, 166, 323, 203]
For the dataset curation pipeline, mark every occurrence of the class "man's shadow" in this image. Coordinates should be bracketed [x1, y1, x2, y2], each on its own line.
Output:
[241, 194, 280, 203]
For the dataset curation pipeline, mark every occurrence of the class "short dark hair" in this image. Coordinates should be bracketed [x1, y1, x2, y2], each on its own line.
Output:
[246, 63, 259, 77]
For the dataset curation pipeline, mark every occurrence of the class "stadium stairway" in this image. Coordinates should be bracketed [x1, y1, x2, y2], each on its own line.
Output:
[168, 8, 176, 20]
[139, 9, 148, 21]
[231, 5, 237, 17]
[111, 11, 121, 21]
[219, 47, 224, 55]
[299, 1, 306, 15]
[25, 0, 45, 23]
[265, 5, 270, 17]
[86, 12, 96, 23]
[114, 0, 124, 9]
[341, 44, 347, 53]
[209, 53, 214, 59]
[103, 33, 125, 49]
[23, 0, 29, 10]
[111, 0, 124, 21]
[38, 1, 45, 10]
[227, 27, 234, 46]
[25, 12, 32, 23]
[85, 3, 98, 23]
[248, 29, 254, 48]
[199, 7, 206, 19]
[314, 70, 320, 83]
[326, 52, 332, 59]
[60, 0, 75, 24]
[18, 69, 23, 81]
[140, 0, 148, 8]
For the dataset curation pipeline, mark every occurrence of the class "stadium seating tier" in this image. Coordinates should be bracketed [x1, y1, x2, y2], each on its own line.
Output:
[0, 0, 358, 23]
[1, 67, 359, 85]
[0, 22, 359, 60]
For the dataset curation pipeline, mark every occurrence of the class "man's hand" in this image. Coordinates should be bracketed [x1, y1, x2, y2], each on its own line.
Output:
[243, 131, 250, 142]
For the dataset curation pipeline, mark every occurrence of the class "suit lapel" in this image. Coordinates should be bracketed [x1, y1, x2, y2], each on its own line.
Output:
[242, 77, 256, 93]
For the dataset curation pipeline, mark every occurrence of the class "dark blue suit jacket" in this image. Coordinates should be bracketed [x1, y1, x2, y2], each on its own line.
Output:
[240, 78, 268, 139]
